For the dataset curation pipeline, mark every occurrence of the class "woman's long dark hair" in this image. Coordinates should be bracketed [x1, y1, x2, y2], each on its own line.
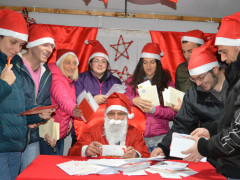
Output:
[130, 58, 171, 104]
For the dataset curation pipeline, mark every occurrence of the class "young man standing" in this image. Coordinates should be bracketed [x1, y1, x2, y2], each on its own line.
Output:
[20, 25, 55, 172]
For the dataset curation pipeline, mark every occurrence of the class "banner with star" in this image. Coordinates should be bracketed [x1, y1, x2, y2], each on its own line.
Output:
[97, 29, 152, 83]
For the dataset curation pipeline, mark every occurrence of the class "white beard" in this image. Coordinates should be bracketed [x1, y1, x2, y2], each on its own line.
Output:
[104, 116, 128, 145]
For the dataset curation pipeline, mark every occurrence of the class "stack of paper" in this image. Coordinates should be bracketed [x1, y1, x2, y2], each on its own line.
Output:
[137, 80, 160, 106]
[116, 161, 151, 173]
[170, 132, 207, 162]
[162, 87, 185, 107]
[39, 118, 60, 141]
[149, 161, 198, 179]
[77, 90, 99, 122]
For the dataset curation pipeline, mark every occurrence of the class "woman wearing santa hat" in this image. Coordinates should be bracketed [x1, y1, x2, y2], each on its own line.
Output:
[0, 9, 53, 179]
[125, 42, 176, 152]
[40, 49, 82, 155]
[73, 40, 121, 145]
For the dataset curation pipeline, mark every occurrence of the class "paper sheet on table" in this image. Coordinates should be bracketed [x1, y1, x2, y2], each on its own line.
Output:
[151, 161, 188, 171]
[170, 133, 207, 162]
[57, 160, 107, 175]
[159, 171, 182, 179]
[86, 159, 127, 167]
[125, 155, 165, 163]
[106, 84, 127, 96]
[101, 145, 126, 157]
[123, 169, 148, 176]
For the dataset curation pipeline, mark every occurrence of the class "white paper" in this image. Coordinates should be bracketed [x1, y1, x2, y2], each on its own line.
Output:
[86, 159, 127, 167]
[57, 160, 107, 175]
[138, 85, 160, 106]
[170, 133, 207, 162]
[123, 169, 148, 176]
[177, 168, 198, 177]
[101, 145, 126, 157]
[137, 80, 151, 89]
[151, 161, 188, 171]
[106, 84, 127, 96]
[125, 155, 165, 163]
[159, 172, 182, 179]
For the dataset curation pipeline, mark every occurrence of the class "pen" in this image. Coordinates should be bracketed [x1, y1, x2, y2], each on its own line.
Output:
[7, 57, 12, 66]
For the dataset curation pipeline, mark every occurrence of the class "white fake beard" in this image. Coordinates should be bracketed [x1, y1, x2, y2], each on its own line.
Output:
[104, 116, 128, 145]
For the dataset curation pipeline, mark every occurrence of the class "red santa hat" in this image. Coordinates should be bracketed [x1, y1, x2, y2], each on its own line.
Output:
[56, 49, 79, 67]
[188, 45, 219, 76]
[85, 40, 109, 62]
[26, 25, 55, 48]
[0, 9, 28, 42]
[105, 92, 134, 119]
[215, 12, 240, 46]
[181, 29, 205, 45]
[140, 43, 163, 60]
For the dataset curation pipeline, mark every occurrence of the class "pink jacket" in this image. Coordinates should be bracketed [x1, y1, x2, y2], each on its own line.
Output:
[125, 77, 176, 138]
[48, 63, 77, 139]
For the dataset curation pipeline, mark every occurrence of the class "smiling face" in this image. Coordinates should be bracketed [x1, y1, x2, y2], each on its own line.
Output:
[90, 56, 108, 78]
[181, 41, 200, 62]
[142, 58, 157, 80]
[190, 69, 218, 91]
[62, 55, 78, 78]
[217, 45, 240, 64]
[30, 43, 54, 63]
[0, 36, 26, 58]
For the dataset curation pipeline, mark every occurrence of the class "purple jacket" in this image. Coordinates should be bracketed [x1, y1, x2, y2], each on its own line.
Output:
[48, 63, 77, 139]
[125, 77, 176, 138]
[74, 71, 122, 97]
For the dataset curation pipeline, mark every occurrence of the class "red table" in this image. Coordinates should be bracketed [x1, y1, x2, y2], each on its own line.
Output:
[17, 155, 226, 180]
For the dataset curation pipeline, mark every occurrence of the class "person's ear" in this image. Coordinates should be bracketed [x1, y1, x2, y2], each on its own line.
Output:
[212, 66, 219, 75]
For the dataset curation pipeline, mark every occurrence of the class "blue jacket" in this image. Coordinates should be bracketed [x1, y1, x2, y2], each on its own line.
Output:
[20, 61, 52, 144]
[0, 52, 43, 152]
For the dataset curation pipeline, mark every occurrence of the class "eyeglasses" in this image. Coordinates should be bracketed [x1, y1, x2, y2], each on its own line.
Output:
[107, 111, 126, 119]
[190, 70, 212, 82]
[92, 59, 108, 65]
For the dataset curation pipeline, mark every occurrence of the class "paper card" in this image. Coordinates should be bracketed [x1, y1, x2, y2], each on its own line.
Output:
[138, 85, 160, 106]
[101, 145, 126, 157]
[170, 133, 207, 162]
[19, 104, 58, 116]
[123, 169, 148, 176]
[159, 172, 182, 179]
[106, 84, 127, 96]
[151, 161, 188, 171]
[137, 80, 151, 89]
[176, 168, 198, 177]
[86, 159, 127, 167]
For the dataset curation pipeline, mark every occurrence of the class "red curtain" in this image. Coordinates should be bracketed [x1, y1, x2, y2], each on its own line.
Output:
[31, 24, 98, 73]
[150, 31, 216, 82]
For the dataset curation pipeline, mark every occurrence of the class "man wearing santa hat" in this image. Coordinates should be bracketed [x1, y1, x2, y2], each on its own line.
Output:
[19, 24, 55, 172]
[173, 30, 205, 112]
[68, 92, 150, 158]
[151, 44, 227, 168]
[182, 12, 240, 179]
[0, 9, 53, 180]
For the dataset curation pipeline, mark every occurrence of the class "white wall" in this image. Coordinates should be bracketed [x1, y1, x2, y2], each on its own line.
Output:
[29, 12, 219, 33]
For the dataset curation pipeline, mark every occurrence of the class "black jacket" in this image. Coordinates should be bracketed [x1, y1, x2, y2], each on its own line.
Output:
[158, 83, 224, 157]
[198, 53, 240, 178]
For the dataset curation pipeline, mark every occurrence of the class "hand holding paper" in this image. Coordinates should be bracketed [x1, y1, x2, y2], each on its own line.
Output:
[86, 141, 102, 157]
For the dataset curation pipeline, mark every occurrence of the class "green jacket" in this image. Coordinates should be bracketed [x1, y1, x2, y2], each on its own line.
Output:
[175, 61, 193, 92]
[0, 52, 43, 152]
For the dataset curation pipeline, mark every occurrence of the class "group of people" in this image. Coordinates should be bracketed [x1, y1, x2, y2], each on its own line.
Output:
[1, 8, 240, 180]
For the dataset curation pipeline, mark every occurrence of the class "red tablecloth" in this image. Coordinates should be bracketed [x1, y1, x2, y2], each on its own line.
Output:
[17, 155, 226, 180]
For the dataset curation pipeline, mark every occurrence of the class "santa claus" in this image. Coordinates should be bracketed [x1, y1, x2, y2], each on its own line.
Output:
[68, 92, 150, 158]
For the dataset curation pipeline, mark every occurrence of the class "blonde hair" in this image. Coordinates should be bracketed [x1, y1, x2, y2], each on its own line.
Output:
[58, 54, 79, 80]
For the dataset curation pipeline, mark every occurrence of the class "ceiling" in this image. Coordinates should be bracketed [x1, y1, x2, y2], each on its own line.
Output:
[0, 0, 239, 19]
